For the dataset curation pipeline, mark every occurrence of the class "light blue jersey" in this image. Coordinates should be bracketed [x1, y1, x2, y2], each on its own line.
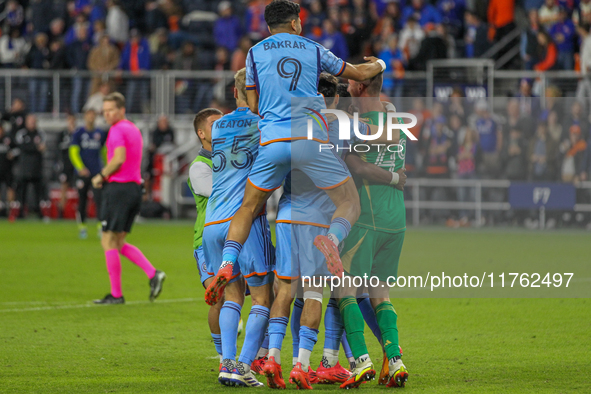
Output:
[205, 107, 261, 225]
[245, 33, 346, 144]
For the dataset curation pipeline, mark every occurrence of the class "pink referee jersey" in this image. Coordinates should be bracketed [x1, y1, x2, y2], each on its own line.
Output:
[106, 119, 143, 184]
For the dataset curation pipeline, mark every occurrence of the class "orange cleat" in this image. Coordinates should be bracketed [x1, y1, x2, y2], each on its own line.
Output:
[308, 366, 319, 384]
[289, 362, 313, 389]
[251, 355, 267, 375]
[313, 235, 344, 277]
[316, 362, 351, 384]
[205, 264, 233, 305]
[378, 352, 389, 385]
[263, 356, 286, 389]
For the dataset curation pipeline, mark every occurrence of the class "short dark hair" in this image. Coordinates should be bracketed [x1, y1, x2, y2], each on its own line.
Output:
[317, 73, 339, 106]
[193, 108, 223, 141]
[103, 92, 126, 109]
[363, 73, 383, 97]
[336, 83, 351, 111]
[265, 0, 300, 29]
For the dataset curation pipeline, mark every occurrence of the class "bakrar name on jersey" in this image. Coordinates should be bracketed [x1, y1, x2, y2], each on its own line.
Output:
[263, 40, 306, 51]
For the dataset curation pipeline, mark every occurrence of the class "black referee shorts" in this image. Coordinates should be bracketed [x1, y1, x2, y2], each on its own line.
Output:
[101, 182, 142, 233]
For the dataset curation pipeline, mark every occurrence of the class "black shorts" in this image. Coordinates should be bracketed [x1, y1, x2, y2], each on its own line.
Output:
[0, 167, 14, 188]
[59, 161, 76, 185]
[101, 182, 142, 233]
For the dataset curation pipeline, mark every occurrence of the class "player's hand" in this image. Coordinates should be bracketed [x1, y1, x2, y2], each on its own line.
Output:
[79, 168, 90, 177]
[92, 174, 103, 189]
[395, 167, 407, 191]
[363, 56, 379, 64]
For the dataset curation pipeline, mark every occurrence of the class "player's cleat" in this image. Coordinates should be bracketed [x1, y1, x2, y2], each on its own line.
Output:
[339, 357, 375, 389]
[230, 362, 264, 387]
[378, 352, 389, 385]
[79, 226, 88, 239]
[251, 355, 267, 375]
[219, 359, 236, 386]
[93, 294, 125, 304]
[386, 358, 408, 388]
[289, 362, 313, 389]
[316, 362, 351, 384]
[149, 270, 166, 301]
[308, 366, 319, 384]
[205, 263, 233, 306]
[263, 356, 286, 389]
[313, 235, 344, 277]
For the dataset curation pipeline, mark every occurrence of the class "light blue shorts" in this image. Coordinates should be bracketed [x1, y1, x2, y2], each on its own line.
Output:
[194, 245, 213, 287]
[248, 140, 351, 192]
[203, 215, 275, 287]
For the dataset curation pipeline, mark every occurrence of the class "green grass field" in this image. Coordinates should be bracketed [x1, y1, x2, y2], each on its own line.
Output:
[1, 220, 590, 393]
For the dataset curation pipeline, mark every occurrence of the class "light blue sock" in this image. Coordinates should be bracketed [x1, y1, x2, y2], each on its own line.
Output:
[268, 316, 288, 350]
[261, 329, 270, 350]
[341, 332, 353, 359]
[357, 296, 383, 346]
[222, 240, 243, 264]
[291, 299, 304, 360]
[220, 301, 242, 360]
[298, 326, 319, 369]
[328, 217, 351, 244]
[238, 305, 270, 366]
[323, 298, 343, 351]
[211, 333, 222, 357]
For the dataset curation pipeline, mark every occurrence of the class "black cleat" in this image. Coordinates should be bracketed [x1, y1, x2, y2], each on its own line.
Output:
[149, 270, 166, 301]
[93, 294, 125, 304]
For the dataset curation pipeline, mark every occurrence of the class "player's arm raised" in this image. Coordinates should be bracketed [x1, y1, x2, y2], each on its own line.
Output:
[340, 56, 385, 82]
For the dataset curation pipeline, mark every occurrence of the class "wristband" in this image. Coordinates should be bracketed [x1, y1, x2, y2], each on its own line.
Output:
[384, 102, 396, 112]
[377, 59, 386, 72]
[390, 172, 399, 185]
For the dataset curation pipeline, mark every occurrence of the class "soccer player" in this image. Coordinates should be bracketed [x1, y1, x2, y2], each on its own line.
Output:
[187, 107, 225, 361]
[337, 73, 409, 388]
[203, 68, 274, 387]
[69, 109, 107, 239]
[91, 93, 166, 305]
[0, 123, 15, 217]
[205, 0, 388, 306]
[57, 114, 76, 219]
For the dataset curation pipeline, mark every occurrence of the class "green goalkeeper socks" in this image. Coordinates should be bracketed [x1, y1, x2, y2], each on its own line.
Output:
[338, 296, 368, 359]
[375, 301, 400, 360]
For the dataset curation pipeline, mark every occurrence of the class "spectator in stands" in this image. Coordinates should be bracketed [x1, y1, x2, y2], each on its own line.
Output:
[305, 0, 326, 37]
[87, 35, 120, 94]
[49, 39, 67, 70]
[475, 100, 502, 177]
[521, 9, 541, 70]
[145, 0, 168, 34]
[399, 16, 425, 61]
[515, 78, 540, 119]
[1, 98, 27, 135]
[487, 0, 515, 49]
[546, 110, 563, 142]
[67, 26, 91, 114]
[465, 10, 489, 58]
[560, 125, 588, 183]
[438, 0, 466, 38]
[3, 0, 25, 32]
[84, 82, 111, 130]
[172, 41, 200, 114]
[505, 98, 534, 139]
[65, 14, 91, 46]
[0, 28, 27, 68]
[446, 87, 469, 119]
[539, 0, 561, 29]
[25, 33, 51, 113]
[402, 0, 443, 27]
[550, 7, 576, 69]
[231, 36, 252, 71]
[92, 20, 107, 45]
[534, 30, 557, 71]
[214, 1, 243, 52]
[13, 114, 47, 219]
[145, 115, 175, 197]
[379, 34, 406, 98]
[501, 127, 528, 180]
[319, 19, 349, 61]
[148, 28, 171, 70]
[530, 121, 559, 180]
[574, 0, 591, 27]
[456, 127, 478, 225]
[409, 23, 447, 70]
[49, 18, 66, 45]
[448, 112, 467, 150]
[106, 0, 129, 45]
[426, 116, 453, 177]
[29, 0, 54, 35]
[245, 0, 270, 42]
[565, 100, 589, 140]
[119, 29, 151, 113]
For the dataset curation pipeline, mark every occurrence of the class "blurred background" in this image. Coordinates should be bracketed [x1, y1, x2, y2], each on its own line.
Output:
[1, 0, 591, 229]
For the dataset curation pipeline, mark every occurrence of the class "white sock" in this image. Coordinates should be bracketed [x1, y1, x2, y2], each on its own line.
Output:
[292, 356, 298, 367]
[219, 354, 223, 363]
[237, 361, 251, 374]
[327, 232, 340, 246]
[356, 354, 370, 365]
[322, 349, 339, 368]
[297, 348, 312, 370]
[269, 348, 281, 364]
[256, 347, 268, 359]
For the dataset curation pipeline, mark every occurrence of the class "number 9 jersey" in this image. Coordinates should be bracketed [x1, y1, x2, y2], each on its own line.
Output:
[205, 107, 262, 225]
[245, 32, 346, 145]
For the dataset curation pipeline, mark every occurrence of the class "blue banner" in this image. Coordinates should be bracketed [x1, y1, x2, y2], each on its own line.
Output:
[509, 182, 576, 210]
[433, 84, 487, 102]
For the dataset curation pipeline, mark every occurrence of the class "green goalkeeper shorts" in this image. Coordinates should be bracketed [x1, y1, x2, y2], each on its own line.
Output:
[340, 225, 405, 282]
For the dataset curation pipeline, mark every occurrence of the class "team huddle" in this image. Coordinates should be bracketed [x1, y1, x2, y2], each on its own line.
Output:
[187, 0, 409, 389]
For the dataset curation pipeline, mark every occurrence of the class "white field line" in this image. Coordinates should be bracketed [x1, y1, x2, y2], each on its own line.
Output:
[0, 297, 202, 313]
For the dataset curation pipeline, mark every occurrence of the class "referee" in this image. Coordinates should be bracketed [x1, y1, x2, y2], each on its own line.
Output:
[91, 92, 166, 304]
